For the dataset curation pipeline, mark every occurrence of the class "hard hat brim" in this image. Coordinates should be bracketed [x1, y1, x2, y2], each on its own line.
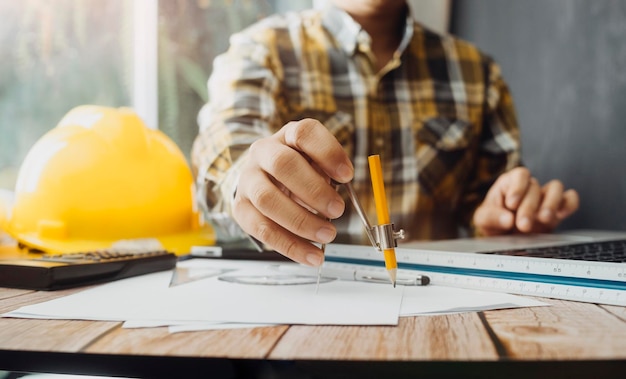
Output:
[14, 227, 216, 256]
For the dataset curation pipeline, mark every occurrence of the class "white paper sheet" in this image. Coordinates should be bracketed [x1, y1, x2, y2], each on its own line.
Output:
[268, 263, 549, 317]
[122, 319, 279, 331]
[3, 259, 548, 328]
[399, 285, 548, 316]
[168, 322, 279, 333]
[119, 285, 547, 331]
[4, 259, 403, 326]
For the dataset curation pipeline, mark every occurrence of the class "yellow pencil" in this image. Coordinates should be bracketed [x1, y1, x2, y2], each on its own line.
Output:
[368, 154, 398, 286]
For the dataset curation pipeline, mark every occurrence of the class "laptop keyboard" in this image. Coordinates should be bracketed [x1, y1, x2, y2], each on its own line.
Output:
[483, 239, 626, 263]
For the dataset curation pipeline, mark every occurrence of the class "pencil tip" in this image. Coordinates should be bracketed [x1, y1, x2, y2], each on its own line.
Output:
[388, 268, 397, 287]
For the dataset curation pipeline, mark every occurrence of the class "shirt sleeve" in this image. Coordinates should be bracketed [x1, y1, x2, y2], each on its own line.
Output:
[459, 58, 522, 234]
[191, 28, 284, 241]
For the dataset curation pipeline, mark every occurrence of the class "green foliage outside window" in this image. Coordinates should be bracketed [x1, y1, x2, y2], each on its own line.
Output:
[0, 0, 311, 190]
[156, 0, 311, 160]
[0, 0, 132, 189]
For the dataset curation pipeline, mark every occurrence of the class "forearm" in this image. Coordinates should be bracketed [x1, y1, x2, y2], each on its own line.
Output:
[191, 31, 283, 241]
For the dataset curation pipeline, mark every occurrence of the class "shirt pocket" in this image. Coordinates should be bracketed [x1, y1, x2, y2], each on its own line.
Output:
[416, 116, 473, 151]
[414, 117, 475, 202]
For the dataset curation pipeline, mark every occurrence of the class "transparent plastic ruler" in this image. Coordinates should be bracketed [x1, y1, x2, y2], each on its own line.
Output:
[324, 244, 626, 306]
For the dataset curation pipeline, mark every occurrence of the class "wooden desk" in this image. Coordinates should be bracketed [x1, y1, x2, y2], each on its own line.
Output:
[1, 285, 626, 379]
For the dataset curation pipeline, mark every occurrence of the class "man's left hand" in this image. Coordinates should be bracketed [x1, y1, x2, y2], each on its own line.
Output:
[472, 167, 580, 236]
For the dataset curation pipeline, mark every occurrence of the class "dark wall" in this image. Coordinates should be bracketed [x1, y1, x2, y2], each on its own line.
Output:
[450, 0, 626, 232]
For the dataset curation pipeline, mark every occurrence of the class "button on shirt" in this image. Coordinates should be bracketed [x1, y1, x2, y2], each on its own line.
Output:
[192, 5, 521, 243]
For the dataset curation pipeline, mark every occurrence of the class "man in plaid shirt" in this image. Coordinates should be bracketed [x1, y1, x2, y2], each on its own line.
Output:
[192, 0, 579, 266]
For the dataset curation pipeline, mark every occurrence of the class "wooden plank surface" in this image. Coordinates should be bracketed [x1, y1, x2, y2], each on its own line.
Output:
[601, 304, 626, 321]
[85, 325, 290, 359]
[269, 313, 499, 360]
[483, 298, 626, 359]
[0, 287, 84, 312]
[3, 286, 626, 361]
[0, 287, 32, 301]
[0, 287, 289, 359]
[0, 287, 120, 352]
[0, 318, 119, 352]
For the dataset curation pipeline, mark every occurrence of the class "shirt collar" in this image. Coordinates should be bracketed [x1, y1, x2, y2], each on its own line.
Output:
[321, 4, 415, 57]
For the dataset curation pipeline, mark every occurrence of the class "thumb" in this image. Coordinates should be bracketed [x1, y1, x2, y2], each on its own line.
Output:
[473, 204, 515, 236]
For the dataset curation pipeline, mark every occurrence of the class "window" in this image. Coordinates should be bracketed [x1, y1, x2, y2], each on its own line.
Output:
[0, 0, 132, 189]
[0, 0, 311, 191]
[156, 0, 311, 160]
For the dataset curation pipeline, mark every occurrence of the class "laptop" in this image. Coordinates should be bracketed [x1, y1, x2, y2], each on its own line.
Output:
[323, 230, 626, 306]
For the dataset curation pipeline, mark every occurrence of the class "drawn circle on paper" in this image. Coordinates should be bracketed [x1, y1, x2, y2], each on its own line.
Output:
[218, 274, 335, 286]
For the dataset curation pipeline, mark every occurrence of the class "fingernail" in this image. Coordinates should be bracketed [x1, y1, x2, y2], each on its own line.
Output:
[518, 217, 531, 231]
[336, 163, 353, 182]
[539, 208, 553, 222]
[499, 213, 513, 227]
[327, 199, 344, 218]
[316, 227, 335, 243]
[306, 252, 323, 266]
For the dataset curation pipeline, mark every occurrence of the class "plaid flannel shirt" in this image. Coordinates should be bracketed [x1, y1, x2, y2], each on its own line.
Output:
[192, 5, 521, 244]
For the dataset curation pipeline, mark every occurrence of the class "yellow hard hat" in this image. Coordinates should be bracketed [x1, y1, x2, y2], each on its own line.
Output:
[0, 189, 14, 237]
[6, 105, 214, 255]
[0, 190, 12, 228]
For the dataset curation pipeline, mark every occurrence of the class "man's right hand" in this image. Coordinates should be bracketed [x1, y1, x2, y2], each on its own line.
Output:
[232, 119, 354, 266]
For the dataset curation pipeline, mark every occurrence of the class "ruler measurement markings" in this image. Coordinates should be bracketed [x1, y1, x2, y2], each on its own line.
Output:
[327, 245, 625, 281]
[324, 244, 626, 305]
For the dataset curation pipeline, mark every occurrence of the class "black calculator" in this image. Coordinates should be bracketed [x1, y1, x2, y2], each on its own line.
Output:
[0, 249, 177, 291]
